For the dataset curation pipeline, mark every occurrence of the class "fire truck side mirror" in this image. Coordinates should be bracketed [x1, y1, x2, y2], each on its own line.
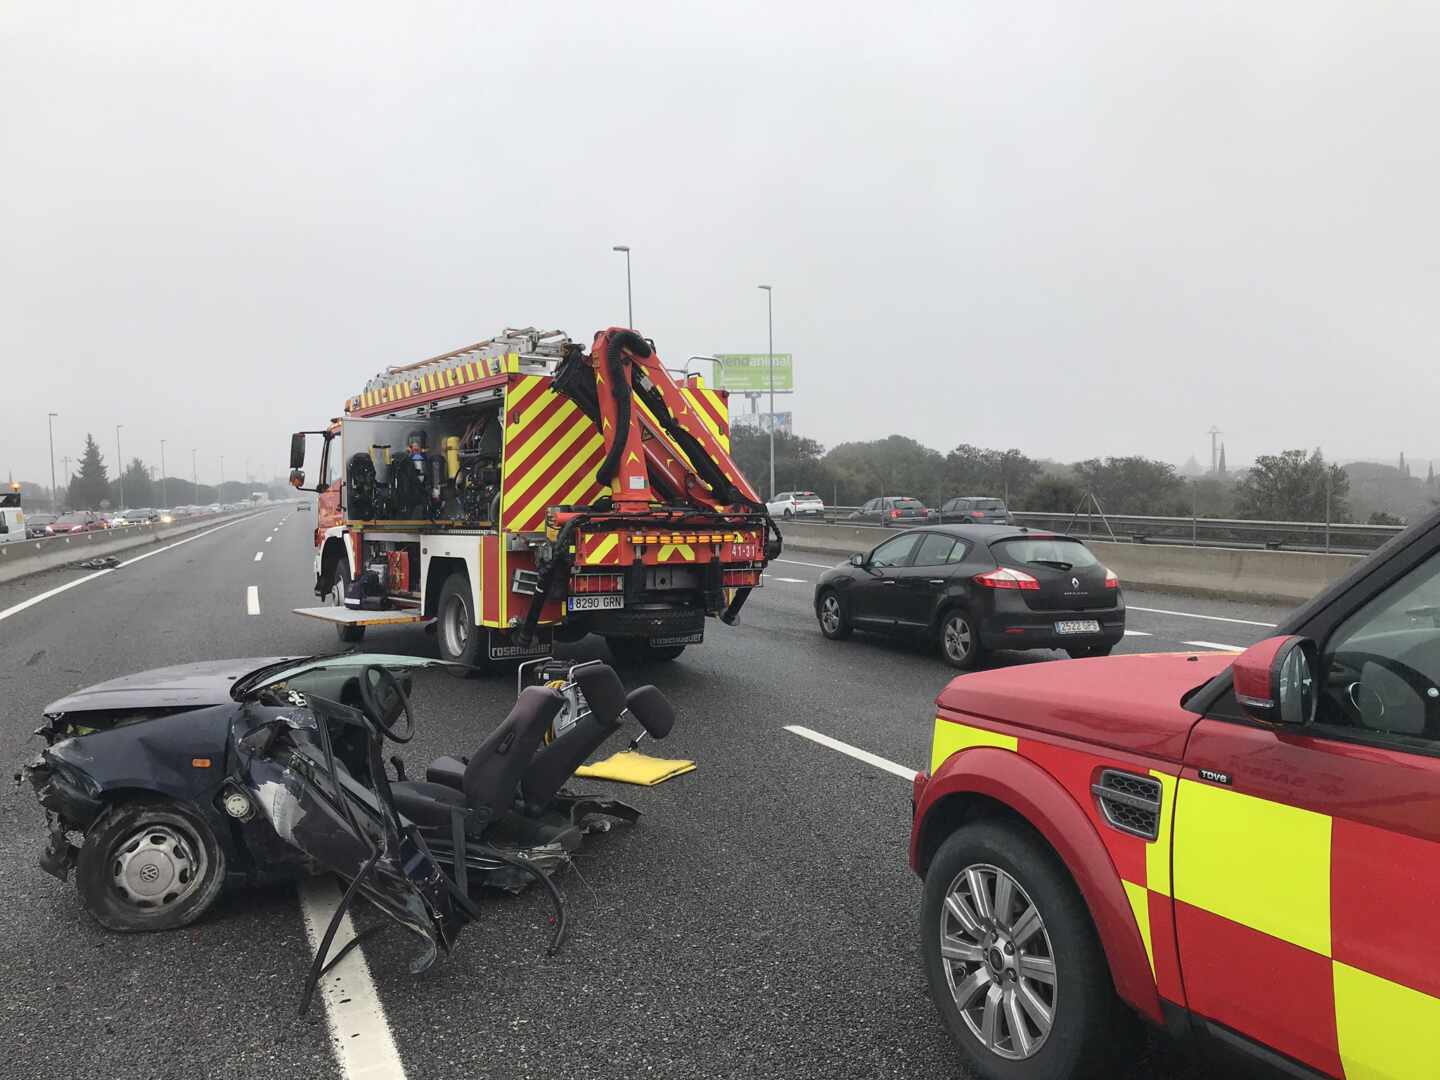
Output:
[289, 469, 306, 489]
[290, 433, 307, 469]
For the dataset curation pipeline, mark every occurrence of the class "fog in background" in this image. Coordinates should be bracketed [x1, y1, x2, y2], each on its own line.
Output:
[4, 2, 1438, 490]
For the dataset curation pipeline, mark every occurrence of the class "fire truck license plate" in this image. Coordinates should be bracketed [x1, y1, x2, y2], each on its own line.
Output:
[569, 594, 624, 612]
[1055, 619, 1101, 635]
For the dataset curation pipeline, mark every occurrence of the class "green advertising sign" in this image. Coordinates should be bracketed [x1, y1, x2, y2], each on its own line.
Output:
[713, 354, 794, 393]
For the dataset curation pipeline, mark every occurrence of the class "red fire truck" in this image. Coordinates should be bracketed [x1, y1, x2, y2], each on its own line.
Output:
[289, 327, 779, 667]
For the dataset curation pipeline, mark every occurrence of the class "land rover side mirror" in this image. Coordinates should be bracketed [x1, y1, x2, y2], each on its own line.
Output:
[1233, 635, 1317, 726]
[848, 553, 865, 568]
[290, 432, 307, 469]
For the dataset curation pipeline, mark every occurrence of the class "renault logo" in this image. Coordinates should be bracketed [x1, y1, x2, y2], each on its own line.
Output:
[1072, 577, 1080, 589]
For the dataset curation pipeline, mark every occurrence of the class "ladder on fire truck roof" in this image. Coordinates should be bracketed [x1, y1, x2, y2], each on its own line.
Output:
[358, 329, 573, 402]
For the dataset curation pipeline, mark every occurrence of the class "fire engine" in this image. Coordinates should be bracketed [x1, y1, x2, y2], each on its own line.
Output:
[289, 327, 779, 666]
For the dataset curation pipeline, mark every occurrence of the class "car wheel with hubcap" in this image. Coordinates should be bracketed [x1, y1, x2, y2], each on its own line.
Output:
[922, 822, 1131, 1080]
[939, 609, 983, 670]
[817, 589, 851, 640]
[329, 561, 366, 643]
[75, 799, 226, 932]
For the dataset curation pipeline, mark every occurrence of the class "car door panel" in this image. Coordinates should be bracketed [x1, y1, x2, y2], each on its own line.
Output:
[1174, 720, 1440, 1078]
[894, 534, 963, 626]
[852, 534, 923, 626]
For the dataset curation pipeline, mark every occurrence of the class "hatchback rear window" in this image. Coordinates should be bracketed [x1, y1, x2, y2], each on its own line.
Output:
[991, 537, 1099, 570]
[974, 499, 1005, 510]
[891, 499, 925, 510]
[795, 492, 819, 500]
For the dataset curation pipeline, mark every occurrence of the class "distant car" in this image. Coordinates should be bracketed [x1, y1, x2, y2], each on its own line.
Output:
[766, 491, 825, 519]
[813, 525, 1124, 669]
[113, 508, 158, 526]
[848, 496, 931, 527]
[208, 503, 222, 513]
[46, 512, 103, 535]
[26, 513, 56, 538]
[297, 501, 312, 510]
[936, 496, 1012, 525]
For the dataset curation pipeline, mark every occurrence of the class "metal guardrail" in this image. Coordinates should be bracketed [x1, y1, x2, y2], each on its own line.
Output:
[787, 506, 1403, 555]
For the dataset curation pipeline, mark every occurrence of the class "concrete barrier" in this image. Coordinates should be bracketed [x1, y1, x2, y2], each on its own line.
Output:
[0, 508, 279, 587]
[778, 521, 1364, 605]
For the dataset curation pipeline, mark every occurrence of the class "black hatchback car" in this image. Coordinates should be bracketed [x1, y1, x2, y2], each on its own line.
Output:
[813, 525, 1125, 669]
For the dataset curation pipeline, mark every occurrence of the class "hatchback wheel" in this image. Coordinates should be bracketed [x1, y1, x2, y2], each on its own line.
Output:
[940, 609, 983, 670]
[76, 800, 226, 932]
[817, 590, 851, 640]
[922, 822, 1130, 1080]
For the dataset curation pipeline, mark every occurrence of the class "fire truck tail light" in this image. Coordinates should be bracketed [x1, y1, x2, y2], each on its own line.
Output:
[572, 573, 624, 593]
[974, 567, 1040, 591]
[723, 569, 762, 588]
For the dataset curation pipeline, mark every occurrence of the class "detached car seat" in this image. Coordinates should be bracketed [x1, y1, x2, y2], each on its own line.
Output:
[387, 685, 563, 834]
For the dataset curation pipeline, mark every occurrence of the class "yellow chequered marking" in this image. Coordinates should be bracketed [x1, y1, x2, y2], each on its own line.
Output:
[657, 543, 696, 562]
[1173, 779, 1331, 956]
[585, 533, 620, 565]
[509, 433, 605, 530]
[1146, 770, 1178, 897]
[929, 718, 1017, 775]
[503, 421, 596, 511]
[1123, 879, 1155, 977]
[1334, 961, 1440, 1080]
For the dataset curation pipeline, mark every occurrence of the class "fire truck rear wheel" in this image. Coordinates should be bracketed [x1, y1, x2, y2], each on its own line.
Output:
[436, 572, 487, 671]
[330, 563, 366, 643]
[605, 636, 685, 664]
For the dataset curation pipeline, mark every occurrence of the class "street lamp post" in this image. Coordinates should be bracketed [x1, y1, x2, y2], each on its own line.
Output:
[192, 448, 198, 502]
[47, 412, 58, 512]
[612, 245, 633, 327]
[160, 439, 168, 509]
[115, 424, 125, 510]
[220, 456, 225, 501]
[758, 284, 775, 499]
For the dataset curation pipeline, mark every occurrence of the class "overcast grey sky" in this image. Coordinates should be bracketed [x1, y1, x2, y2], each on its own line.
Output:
[3, 2, 1437, 490]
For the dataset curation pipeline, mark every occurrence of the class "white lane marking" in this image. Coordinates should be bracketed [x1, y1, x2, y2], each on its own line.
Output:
[246, 585, 260, 615]
[0, 517, 252, 624]
[784, 724, 918, 781]
[775, 557, 837, 570]
[1124, 629, 1152, 637]
[768, 576, 810, 584]
[1182, 640, 1243, 652]
[1129, 605, 1277, 628]
[0, 569, 114, 623]
[254, 552, 264, 562]
[265, 536, 272, 543]
[300, 878, 408, 1080]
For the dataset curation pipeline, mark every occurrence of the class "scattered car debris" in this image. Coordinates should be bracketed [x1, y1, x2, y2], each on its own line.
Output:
[72, 556, 121, 570]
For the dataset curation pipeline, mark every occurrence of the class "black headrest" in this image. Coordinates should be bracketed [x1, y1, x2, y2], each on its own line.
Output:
[508, 685, 565, 733]
[573, 664, 627, 729]
[625, 685, 674, 740]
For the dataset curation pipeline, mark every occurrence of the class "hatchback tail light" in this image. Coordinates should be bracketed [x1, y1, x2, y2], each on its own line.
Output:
[974, 567, 1040, 591]
[970, 510, 985, 519]
[890, 509, 902, 518]
[1104, 568, 1120, 589]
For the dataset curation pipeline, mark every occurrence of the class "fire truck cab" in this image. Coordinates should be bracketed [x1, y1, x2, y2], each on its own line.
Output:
[290, 327, 778, 667]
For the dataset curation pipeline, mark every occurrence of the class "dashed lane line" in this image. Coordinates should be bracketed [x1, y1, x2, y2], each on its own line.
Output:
[265, 536, 272, 543]
[1182, 640, 1243, 652]
[784, 725, 918, 781]
[254, 552, 264, 562]
[299, 878, 408, 1080]
[246, 585, 260, 615]
[767, 577, 810, 584]
[774, 558, 837, 570]
[1124, 630, 1151, 636]
[0, 517, 254, 625]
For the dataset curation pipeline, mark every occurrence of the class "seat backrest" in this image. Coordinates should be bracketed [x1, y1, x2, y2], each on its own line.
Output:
[462, 686, 563, 820]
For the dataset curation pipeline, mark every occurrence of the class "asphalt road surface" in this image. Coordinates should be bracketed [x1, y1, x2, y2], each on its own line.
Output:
[0, 510, 1288, 1080]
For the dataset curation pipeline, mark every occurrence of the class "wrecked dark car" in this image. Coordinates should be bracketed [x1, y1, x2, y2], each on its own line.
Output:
[22, 653, 675, 1005]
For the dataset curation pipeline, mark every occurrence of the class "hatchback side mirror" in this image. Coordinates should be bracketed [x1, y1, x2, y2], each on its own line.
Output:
[1233, 634, 1317, 726]
[848, 553, 865, 568]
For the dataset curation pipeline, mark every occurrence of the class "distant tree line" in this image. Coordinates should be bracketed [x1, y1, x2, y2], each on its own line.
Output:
[14, 432, 288, 511]
[725, 427, 1436, 524]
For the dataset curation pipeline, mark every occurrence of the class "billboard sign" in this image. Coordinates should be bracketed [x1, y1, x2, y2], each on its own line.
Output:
[713, 354, 793, 393]
[732, 411, 792, 434]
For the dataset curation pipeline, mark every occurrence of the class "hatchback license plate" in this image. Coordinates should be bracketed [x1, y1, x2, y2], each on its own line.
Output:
[1055, 619, 1101, 635]
[569, 594, 624, 612]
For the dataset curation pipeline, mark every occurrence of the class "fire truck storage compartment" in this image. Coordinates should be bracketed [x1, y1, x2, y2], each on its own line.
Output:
[358, 540, 420, 597]
[341, 404, 502, 526]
